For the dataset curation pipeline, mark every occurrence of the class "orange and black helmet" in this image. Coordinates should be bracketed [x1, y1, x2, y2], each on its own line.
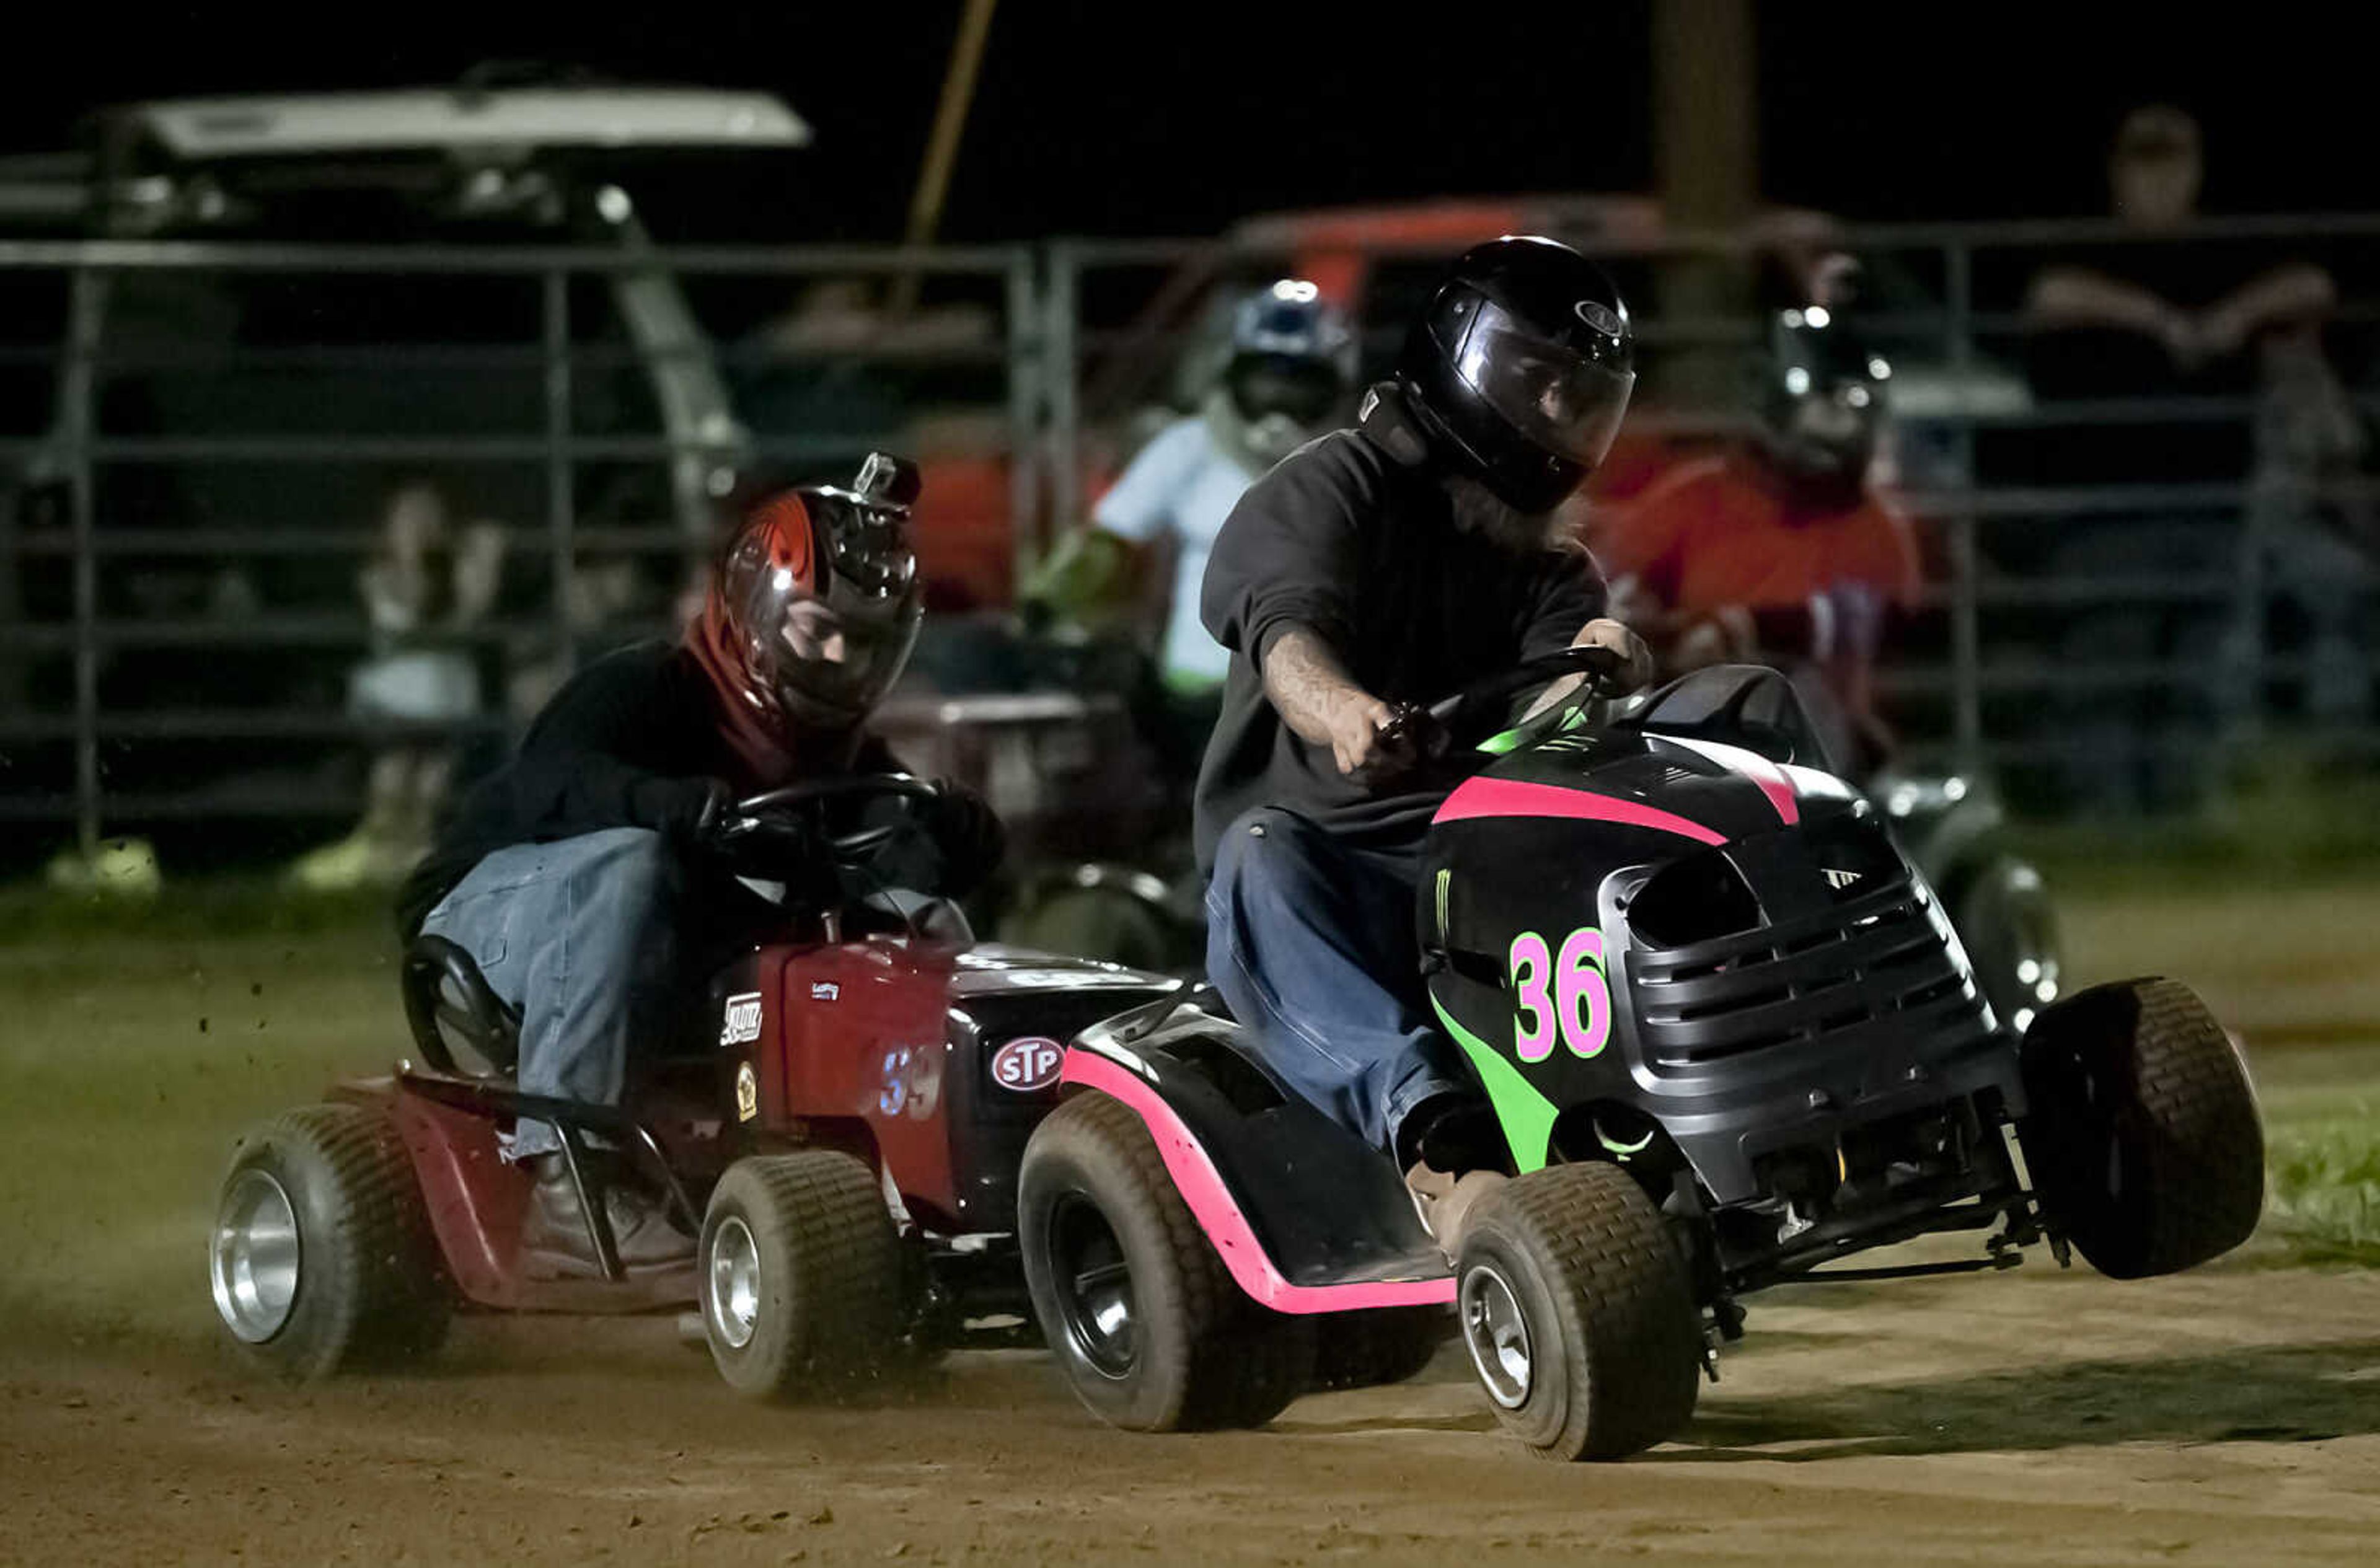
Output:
[700, 452, 923, 729]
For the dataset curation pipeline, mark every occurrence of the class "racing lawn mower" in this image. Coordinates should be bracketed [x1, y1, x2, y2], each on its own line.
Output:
[207, 776, 1183, 1383]
[1016, 648, 2264, 1459]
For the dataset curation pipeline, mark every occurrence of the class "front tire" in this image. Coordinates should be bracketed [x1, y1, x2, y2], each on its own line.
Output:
[1019, 1092, 1314, 1431]
[700, 1152, 904, 1399]
[209, 1104, 451, 1380]
[2019, 977, 2265, 1278]
[1455, 1161, 1701, 1461]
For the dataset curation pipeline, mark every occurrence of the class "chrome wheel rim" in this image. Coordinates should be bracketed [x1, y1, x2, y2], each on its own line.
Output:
[211, 1169, 300, 1344]
[1460, 1263, 1533, 1410]
[707, 1215, 761, 1351]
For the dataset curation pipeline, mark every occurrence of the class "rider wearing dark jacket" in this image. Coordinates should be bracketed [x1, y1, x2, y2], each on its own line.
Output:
[1196, 239, 1652, 1256]
[403, 456, 1001, 1279]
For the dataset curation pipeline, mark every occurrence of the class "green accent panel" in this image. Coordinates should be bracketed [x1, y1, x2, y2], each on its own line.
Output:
[1473, 698, 1593, 756]
[1430, 996, 1558, 1173]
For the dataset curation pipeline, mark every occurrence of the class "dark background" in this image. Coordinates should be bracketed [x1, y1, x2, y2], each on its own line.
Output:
[0, 2, 2360, 241]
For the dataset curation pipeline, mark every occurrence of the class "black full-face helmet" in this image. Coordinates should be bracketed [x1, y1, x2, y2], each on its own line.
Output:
[1756, 306, 1891, 491]
[1396, 236, 1636, 514]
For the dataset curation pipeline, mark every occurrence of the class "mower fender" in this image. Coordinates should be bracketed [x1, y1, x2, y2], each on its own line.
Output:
[1060, 1000, 1453, 1314]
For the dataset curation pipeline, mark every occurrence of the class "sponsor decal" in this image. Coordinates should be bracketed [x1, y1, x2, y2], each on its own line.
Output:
[811, 981, 840, 1002]
[719, 992, 763, 1047]
[990, 1035, 1065, 1093]
[1823, 867, 1863, 890]
[1574, 299, 1623, 337]
[734, 1062, 759, 1122]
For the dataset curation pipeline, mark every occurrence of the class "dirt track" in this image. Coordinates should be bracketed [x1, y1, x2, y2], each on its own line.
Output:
[6, 884, 2380, 1564]
[6, 1235, 2378, 1567]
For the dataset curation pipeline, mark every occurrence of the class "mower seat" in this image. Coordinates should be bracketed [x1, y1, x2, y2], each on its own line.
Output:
[402, 935, 522, 1077]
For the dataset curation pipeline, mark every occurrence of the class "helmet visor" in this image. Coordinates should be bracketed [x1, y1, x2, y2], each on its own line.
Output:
[1452, 299, 1636, 470]
[747, 581, 920, 722]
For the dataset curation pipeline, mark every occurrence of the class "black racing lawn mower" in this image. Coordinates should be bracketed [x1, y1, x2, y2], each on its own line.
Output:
[1022, 648, 2263, 1460]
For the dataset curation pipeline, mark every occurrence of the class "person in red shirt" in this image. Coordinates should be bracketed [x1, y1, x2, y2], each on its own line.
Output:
[1594, 307, 1919, 767]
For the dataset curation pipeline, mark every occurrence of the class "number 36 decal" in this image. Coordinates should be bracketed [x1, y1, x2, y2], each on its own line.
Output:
[1508, 927, 1613, 1062]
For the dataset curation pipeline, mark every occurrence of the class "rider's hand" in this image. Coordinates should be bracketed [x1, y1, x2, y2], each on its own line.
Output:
[1326, 691, 1401, 775]
[919, 779, 1007, 892]
[1573, 617, 1657, 692]
[645, 777, 735, 847]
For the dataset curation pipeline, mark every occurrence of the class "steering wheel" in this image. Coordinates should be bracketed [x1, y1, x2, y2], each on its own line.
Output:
[1383, 644, 1636, 758]
[732, 773, 940, 860]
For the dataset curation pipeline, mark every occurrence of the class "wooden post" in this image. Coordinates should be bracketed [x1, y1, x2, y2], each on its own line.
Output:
[1651, 0, 1758, 407]
[889, 0, 998, 317]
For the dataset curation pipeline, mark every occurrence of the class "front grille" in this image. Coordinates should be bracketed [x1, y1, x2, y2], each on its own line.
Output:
[1627, 873, 1985, 1068]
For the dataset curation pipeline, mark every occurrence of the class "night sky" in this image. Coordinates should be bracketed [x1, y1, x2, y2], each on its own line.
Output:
[0, 2, 2355, 241]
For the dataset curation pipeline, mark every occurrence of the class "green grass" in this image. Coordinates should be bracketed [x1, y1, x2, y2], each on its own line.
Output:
[2251, 1040, 2380, 1265]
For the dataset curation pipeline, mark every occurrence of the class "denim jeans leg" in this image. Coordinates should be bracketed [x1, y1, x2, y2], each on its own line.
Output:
[1203, 808, 1465, 1153]
[418, 827, 679, 1160]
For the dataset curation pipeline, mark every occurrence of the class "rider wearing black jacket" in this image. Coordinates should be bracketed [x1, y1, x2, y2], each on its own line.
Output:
[405, 456, 1000, 1279]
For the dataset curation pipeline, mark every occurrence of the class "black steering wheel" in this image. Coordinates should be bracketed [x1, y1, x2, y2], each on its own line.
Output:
[1382, 643, 1636, 759]
[732, 773, 940, 860]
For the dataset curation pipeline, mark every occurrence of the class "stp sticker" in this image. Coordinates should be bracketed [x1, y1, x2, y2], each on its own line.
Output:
[990, 1036, 1065, 1094]
[719, 992, 762, 1047]
[734, 1062, 759, 1122]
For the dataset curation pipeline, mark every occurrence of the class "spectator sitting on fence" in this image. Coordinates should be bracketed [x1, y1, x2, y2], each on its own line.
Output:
[289, 482, 504, 891]
[1592, 306, 1919, 774]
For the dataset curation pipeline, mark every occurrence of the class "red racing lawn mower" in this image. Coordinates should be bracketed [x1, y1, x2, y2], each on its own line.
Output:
[208, 775, 1437, 1414]
[207, 776, 1194, 1386]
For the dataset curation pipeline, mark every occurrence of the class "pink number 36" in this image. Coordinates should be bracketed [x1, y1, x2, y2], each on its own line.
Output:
[1508, 927, 1612, 1064]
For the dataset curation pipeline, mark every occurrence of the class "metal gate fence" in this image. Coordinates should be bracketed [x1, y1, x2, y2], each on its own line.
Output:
[0, 238, 1038, 862]
[5, 214, 2379, 860]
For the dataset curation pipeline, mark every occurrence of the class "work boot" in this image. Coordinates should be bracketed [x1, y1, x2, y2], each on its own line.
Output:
[520, 1154, 695, 1280]
[1405, 1161, 1509, 1262]
[1398, 1095, 1509, 1261]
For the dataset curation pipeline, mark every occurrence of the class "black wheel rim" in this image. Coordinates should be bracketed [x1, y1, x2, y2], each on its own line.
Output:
[1047, 1192, 1138, 1380]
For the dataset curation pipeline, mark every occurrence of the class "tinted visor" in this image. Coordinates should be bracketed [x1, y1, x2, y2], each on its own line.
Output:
[765, 588, 921, 720]
[1451, 297, 1635, 470]
[725, 493, 923, 724]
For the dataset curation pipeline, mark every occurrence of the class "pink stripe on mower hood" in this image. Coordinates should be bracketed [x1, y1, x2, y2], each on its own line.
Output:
[1432, 775, 1729, 843]
[1658, 735, 1800, 826]
[1059, 1050, 1456, 1314]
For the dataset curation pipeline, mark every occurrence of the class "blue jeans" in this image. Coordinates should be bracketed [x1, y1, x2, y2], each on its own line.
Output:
[418, 827, 682, 1160]
[1203, 807, 1466, 1155]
